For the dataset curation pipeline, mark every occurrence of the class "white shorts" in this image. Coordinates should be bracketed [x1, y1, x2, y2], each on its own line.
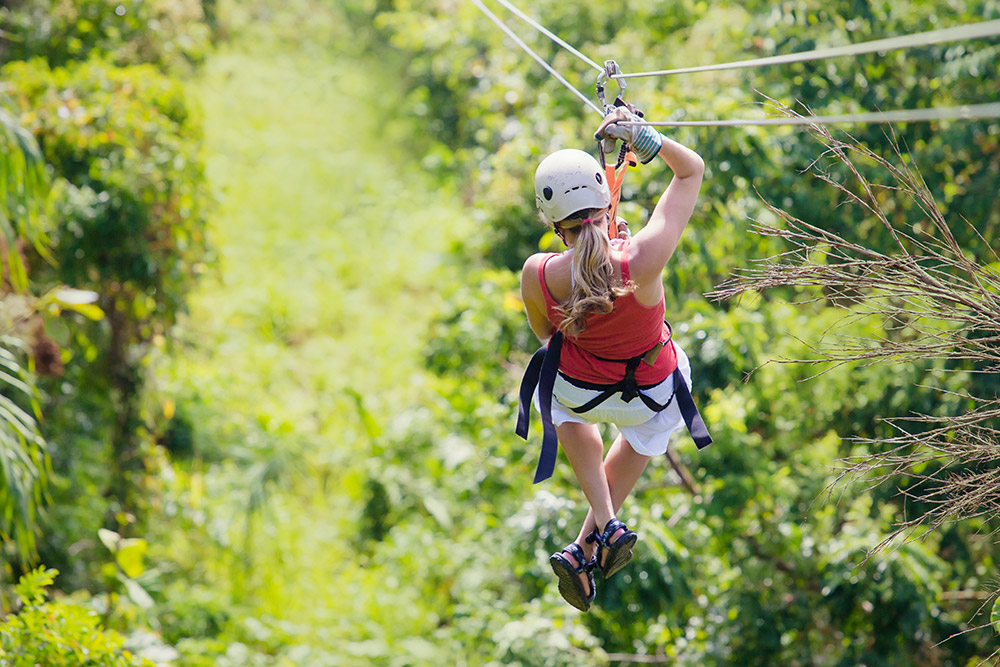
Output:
[534, 343, 693, 457]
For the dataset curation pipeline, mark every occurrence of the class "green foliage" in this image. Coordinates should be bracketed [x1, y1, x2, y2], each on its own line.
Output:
[993, 597, 1000, 636]
[424, 268, 534, 388]
[0, 0, 994, 664]
[0, 567, 153, 667]
[160, 404, 196, 459]
[1, 49, 210, 532]
[0, 109, 49, 563]
[0, 0, 211, 626]
[0, 336, 47, 563]
[0, 104, 50, 289]
[0, 0, 211, 71]
[3, 56, 209, 322]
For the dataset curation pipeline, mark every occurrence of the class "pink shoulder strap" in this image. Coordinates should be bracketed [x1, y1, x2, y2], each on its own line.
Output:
[620, 238, 632, 283]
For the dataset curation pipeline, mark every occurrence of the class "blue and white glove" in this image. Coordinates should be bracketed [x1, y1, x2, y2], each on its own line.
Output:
[595, 107, 664, 164]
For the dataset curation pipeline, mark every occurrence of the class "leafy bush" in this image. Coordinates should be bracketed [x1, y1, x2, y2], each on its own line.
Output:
[1, 53, 210, 566]
[424, 268, 534, 387]
[2, 56, 209, 313]
[0, 0, 211, 71]
[0, 567, 153, 667]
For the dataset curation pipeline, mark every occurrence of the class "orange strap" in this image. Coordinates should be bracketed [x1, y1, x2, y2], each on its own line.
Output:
[606, 151, 638, 240]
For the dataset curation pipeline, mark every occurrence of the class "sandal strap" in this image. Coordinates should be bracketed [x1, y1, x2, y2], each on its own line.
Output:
[599, 518, 629, 547]
[562, 542, 588, 572]
[584, 528, 600, 545]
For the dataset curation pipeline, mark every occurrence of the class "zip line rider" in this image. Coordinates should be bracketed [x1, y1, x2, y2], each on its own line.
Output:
[517, 106, 711, 611]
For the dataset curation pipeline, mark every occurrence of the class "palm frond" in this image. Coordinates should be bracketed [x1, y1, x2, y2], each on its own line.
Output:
[0, 102, 53, 560]
[0, 334, 46, 562]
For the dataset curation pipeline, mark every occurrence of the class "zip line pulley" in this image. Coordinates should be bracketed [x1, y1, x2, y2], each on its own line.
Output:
[595, 60, 640, 242]
[595, 60, 640, 170]
[596, 60, 626, 114]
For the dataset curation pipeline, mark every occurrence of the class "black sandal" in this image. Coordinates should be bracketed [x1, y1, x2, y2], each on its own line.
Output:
[549, 543, 596, 612]
[587, 518, 637, 579]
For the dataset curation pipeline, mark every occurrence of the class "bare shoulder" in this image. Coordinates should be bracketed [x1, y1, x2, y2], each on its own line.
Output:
[522, 252, 547, 273]
[520, 252, 548, 296]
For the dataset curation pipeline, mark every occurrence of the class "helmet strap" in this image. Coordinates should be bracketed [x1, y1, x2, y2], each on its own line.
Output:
[554, 226, 567, 246]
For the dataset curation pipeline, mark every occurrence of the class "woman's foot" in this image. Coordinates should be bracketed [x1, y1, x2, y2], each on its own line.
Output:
[549, 543, 596, 611]
[587, 518, 637, 579]
[593, 526, 628, 569]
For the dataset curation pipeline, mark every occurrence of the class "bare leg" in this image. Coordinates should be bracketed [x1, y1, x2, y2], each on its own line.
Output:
[554, 421, 615, 595]
[556, 422, 616, 532]
[573, 431, 650, 564]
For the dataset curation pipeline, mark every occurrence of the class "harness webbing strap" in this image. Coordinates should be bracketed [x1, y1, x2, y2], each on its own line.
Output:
[605, 151, 637, 240]
[515, 332, 564, 483]
[673, 367, 712, 449]
[568, 354, 665, 413]
[516, 331, 711, 484]
[569, 370, 677, 414]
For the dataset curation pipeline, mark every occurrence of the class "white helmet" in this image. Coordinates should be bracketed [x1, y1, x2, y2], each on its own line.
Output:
[534, 149, 610, 222]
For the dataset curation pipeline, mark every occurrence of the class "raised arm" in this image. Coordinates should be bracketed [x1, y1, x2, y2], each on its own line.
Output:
[628, 135, 703, 282]
[596, 109, 704, 285]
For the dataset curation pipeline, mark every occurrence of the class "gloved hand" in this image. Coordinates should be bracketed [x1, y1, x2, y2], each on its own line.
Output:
[595, 107, 664, 165]
[615, 215, 631, 240]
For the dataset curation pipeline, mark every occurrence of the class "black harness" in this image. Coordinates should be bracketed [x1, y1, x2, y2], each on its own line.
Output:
[516, 329, 712, 483]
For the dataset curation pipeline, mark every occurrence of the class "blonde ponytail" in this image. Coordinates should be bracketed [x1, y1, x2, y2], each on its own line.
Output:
[551, 209, 635, 337]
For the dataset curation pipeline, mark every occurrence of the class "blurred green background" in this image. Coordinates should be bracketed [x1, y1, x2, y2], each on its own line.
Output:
[0, 0, 998, 664]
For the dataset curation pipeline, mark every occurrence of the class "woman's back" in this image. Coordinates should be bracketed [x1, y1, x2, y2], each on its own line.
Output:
[538, 243, 663, 309]
[536, 247, 675, 385]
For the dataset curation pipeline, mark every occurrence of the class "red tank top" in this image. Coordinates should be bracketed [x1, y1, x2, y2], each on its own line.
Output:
[539, 246, 678, 385]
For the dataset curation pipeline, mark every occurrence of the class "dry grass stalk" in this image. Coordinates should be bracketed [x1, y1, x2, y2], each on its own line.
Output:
[710, 102, 1000, 565]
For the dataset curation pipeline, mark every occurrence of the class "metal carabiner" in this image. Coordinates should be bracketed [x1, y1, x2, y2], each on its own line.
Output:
[596, 60, 631, 168]
[595, 60, 627, 115]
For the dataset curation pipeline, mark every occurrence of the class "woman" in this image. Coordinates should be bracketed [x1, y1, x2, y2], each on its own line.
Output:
[517, 107, 710, 611]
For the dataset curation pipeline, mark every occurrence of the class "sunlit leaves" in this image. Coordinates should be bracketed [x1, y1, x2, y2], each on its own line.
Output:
[2, 57, 210, 327]
[98, 528, 148, 579]
[0, 567, 154, 667]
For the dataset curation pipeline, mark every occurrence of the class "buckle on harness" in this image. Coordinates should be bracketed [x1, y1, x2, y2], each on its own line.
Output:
[620, 357, 643, 402]
[642, 341, 664, 367]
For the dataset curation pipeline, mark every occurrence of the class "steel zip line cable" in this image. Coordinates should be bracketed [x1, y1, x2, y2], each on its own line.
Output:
[490, 0, 604, 73]
[621, 103, 1000, 127]
[472, 3, 1000, 127]
[471, 0, 604, 116]
[614, 19, 1000, 79]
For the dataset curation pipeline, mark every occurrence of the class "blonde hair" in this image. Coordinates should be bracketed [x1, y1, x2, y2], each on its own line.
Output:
[549, 208, 636, 337]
